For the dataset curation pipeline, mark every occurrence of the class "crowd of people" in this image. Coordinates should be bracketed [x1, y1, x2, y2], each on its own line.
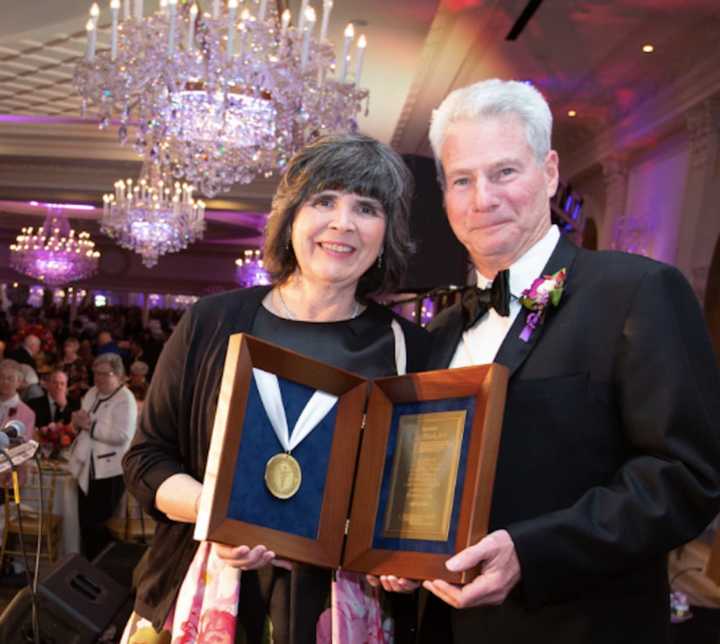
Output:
[0, 305, 181, 559]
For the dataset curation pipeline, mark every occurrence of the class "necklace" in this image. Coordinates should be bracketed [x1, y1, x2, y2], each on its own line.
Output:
[275, 288, 361, 321]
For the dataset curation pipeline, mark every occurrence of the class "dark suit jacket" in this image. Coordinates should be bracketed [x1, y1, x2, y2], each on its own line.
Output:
[426, 236, 720, 644]
[6, 346, 36, 370]
[28, 393, 79, 428]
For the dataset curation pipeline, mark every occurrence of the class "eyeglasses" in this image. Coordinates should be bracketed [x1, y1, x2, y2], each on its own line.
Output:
[93, 370, 115, 377]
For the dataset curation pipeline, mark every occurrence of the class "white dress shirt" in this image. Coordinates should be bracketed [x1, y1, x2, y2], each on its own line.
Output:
[449, 225, 561, 368]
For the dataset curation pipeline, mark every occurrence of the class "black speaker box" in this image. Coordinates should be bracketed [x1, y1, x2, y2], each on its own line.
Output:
[0, 553, 129, 644]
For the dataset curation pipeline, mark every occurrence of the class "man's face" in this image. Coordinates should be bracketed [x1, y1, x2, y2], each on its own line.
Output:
[47, 372, 68, 401]
[97, 332, 112, 346]
[440, 115, 559, 276]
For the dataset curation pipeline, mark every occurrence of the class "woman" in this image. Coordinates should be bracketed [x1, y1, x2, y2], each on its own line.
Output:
[0, 359, 35, 435]
[71, 352, 137, 559]
[59, 337, 89, 402]
[122, 134, 429, 643]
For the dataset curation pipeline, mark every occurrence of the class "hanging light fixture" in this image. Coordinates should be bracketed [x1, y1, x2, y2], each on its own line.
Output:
[235, 248, 270, 287]
[9, 205, 100, 286]
[74, 0, 369, 196]
[102, 160, 206, 268]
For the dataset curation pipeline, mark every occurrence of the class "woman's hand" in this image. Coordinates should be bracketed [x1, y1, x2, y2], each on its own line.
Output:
[71, 409, 92, 431]
[366, 574, 420, 593]
[212, 543, 293, 571]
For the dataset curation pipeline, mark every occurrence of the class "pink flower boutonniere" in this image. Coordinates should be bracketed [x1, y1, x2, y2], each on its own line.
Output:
[519, 268, 567, 342]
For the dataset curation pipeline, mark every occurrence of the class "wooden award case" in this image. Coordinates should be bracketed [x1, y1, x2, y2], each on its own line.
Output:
[194, 334, 508, 583]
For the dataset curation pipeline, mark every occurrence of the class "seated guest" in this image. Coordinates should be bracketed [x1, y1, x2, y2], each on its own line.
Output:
[0, 359, 35, 435]
[29, 369, 79, 428]
[18, 364, 43, 403]
[6, 334, 41, 370]
[127, 361, 149, 402]
[71, 353, 137, 560]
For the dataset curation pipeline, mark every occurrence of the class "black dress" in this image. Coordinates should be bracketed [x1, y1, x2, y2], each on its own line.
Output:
[235, 305, 420, 644]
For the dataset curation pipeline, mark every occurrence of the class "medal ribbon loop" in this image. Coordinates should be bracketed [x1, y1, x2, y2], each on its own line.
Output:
[253, 368, 338, 452]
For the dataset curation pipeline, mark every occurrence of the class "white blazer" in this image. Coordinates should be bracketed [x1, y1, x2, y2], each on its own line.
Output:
[81, 385, 137, 484]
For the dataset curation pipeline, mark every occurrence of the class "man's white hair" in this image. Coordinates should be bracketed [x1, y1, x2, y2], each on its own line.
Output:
[429, 79, 554, 183]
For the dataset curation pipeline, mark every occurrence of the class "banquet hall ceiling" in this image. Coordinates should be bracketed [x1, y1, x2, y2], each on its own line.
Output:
[1, 0, 719, 288]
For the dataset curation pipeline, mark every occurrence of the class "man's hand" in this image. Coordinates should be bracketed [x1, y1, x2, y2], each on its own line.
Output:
[423, 529, 521, 609]
[366, 575, 420, 593]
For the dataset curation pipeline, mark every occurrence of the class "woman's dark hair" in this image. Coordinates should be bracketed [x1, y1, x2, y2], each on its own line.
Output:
[263, 133, 415, 298]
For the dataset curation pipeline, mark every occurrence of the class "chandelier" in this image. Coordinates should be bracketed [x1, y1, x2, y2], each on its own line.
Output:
[9, 206, 100, 286]
[102, 161, 206, 268]
[74, 0, 369, 196]
[235, 248, 270, 286]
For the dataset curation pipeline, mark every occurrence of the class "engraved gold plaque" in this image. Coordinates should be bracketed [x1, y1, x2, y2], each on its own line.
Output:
[265, 452, 302, 499]
[382, 410, 466, 541]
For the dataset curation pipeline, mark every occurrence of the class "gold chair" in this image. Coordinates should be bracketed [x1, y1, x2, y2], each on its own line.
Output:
[106, 491, 156, 544]
[0, 461, 63, 567]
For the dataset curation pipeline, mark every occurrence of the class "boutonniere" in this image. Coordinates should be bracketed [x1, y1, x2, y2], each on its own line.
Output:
[519, 268, 567, 342]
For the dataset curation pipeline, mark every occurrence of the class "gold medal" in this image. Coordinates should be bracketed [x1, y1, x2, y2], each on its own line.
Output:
[264, 452, 302, 499]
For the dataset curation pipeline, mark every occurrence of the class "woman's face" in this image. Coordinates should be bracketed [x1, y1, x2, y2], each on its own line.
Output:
[63, 340, 78, 358]
[0, 368, 20, 400]
[93, 363, 121, 395]
[290, 190, 386, 291]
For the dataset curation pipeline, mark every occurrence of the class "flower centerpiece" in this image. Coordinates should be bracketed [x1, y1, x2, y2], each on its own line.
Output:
[37, 422, 78, 459]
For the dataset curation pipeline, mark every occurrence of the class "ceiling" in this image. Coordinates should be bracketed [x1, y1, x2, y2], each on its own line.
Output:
[1, 0, 719, 292]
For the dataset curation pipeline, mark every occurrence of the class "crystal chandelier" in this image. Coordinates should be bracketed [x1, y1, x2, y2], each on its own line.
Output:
[9, 206, 100, 286]
[102, 161, 206, 267]
[235, 249, 270, 286]
[74, 0, 369, 196]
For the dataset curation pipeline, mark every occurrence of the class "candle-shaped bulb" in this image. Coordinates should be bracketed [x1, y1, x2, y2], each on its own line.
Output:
[280, 8, 291, 38]
[301, 7, 316, 69]
[90, 2, 100, 20]
[354, 34, 367, 84]
[241, 7, 250, 21]
[187, 3, 198, 50]
[110, 0, 120, 60]
[226, 0, 239, 60]
[320, 0, 333, 41]
[258, 0, 268, 21]
[85, 19, 97, 62]
[339, 23, 354, 81]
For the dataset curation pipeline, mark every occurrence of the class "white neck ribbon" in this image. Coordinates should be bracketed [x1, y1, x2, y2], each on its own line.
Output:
[253, 368, 338, 452]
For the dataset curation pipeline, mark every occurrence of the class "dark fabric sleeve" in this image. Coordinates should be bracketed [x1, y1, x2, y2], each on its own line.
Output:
[508, 264, 720, 607]
[122, 306, 194, 521]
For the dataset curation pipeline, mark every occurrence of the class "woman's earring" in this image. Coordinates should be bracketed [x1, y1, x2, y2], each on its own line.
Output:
[377, 251, 383, 269]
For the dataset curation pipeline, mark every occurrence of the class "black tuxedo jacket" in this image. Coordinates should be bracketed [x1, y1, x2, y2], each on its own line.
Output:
[28, 393, 79, 428]
[426, 236, 720, 643]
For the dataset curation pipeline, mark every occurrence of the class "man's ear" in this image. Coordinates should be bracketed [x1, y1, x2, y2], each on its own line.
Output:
[545, 150, 559, 198]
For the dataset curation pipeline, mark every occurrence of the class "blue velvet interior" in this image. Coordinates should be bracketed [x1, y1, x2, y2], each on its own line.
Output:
[372, 396, 476, 554]
[228, 374, 338, 539]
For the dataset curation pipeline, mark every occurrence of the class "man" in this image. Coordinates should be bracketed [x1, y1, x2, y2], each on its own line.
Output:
[28, 369, 78, 428]
[416, 79, 720, 642]
[6, 334, 41, 370]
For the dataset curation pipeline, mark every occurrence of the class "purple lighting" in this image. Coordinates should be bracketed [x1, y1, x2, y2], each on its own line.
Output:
[10, 205, 100, 286]
[235, 250, 270, 287]
[28, 200, 96, 211]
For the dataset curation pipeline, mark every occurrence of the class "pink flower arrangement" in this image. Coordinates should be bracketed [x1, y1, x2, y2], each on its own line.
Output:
[519, 268, 567, 342]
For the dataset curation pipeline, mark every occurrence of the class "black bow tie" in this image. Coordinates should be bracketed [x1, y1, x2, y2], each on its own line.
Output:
[461, 269, 511, 330]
